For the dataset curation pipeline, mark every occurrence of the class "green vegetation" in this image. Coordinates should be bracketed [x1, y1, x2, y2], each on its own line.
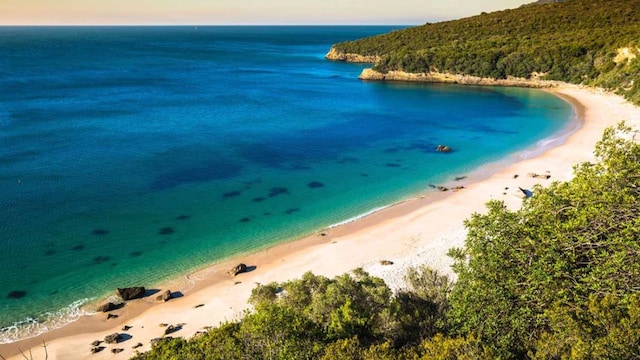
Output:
[331, 0, 640, 104]
[133, 125, 640, 359]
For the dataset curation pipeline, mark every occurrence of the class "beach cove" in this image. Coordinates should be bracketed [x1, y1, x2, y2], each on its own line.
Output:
[2, 84, 640, 359]
[0, 26, 573, 339]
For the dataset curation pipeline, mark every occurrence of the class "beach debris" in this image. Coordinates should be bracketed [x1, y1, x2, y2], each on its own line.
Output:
[132, 342, 143, 349]
[107, 313, 119, 320]
[436, 144, 452, 153]
[228, 263, 248, 276]
[437, 186, 449, 192]
[122, 325, 132, 331]
[104, 333, 122, 344]
[117, 287, 146, 301]
[234, 281, 242, 285]
[159, 323, 168, 327]
[97, 302, 117, 312]
[513, 174, 519, 179]
[111, 348, 124, 354]
[156, 290, 172, 302]
[164, 325, 177, 335]
[90, 346, 105, 354]
[194, 304, 204, 308]
[527, 172, 551, 179]
[452, 186, 465, 192]
[380, 260, 394, 266]
[91, 340, 103, 346]
[518, 187, 533, 198]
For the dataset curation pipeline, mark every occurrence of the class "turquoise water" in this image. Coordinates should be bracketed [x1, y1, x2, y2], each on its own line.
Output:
[0, 26, 573, 341]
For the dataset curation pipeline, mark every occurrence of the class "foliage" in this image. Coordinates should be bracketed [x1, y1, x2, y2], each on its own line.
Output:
[448, 123, 640, 358]
[133, 125, 640, 359]
[331, 0, 640, 104]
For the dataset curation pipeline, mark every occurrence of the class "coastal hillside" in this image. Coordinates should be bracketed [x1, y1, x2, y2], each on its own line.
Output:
[327, 0, 640, 104]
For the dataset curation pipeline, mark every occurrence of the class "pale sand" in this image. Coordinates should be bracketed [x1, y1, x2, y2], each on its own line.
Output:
[2, 86, 639, 360]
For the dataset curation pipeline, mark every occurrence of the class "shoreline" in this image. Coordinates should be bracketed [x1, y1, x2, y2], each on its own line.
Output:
[2, 85, 639, 360]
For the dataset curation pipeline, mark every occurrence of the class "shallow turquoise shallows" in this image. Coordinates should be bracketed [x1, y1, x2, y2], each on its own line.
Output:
[0, 26, 573, 341]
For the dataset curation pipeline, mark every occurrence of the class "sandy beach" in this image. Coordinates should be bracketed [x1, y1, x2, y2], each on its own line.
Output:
[2, 85, 639, 360]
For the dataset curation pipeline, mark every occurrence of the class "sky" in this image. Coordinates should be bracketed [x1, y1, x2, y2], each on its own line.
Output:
[1, 0, 533, 26]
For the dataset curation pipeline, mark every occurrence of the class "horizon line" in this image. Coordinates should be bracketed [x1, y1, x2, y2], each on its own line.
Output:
[0, 23, 418, 27]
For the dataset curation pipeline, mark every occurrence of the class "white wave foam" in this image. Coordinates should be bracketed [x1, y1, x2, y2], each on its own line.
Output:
[0, 298, 93, 344]
[327, 204, 396, 229]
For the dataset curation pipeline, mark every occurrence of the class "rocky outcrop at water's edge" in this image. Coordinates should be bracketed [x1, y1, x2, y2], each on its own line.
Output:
[325, 46, 380, 63]
[359, 68, 563, 88]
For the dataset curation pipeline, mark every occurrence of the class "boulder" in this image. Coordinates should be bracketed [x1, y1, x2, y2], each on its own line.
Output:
[96, 302, 117, 313]
[104, 333, 121, 344]
[436, 144, 452, 153]
[228, 263, 248, 276]
[117, 287, 146, 301]
[164, 325, 176, 335]
[107, 313, 118, 320]
[156, 290, 172, 302]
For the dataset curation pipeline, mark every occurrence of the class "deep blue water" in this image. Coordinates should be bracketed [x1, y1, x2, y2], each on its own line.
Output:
[0, 26, 573, 341]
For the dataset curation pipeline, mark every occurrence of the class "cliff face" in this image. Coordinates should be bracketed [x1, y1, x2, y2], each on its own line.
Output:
[325, 46, 379, 63]
[359, 68, 563, 88]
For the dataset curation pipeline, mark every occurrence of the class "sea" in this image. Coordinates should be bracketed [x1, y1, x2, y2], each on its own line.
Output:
[0, 26, 574, 342]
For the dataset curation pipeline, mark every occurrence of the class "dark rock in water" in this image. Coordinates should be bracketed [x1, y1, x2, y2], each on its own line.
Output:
[437, 186, 449, 192]
[268, 187, 289, 197]
[107, 313, 118, 320]
[239, 217, 251, 223]
[156, 290, 172, 302]
[436, 144, 452, 153]
[93, 256, 110, 264]
[104, 333, 122, 344]
[92, 229, 109, 236]
[158, 227, 175, 235]
[7, 290, 27, 299]
[72, 244, 85, 251]
[285, 208, 300, 215]
[252, 197, 266, 202]
[222, 190, 242, 198]
[175, 215, 190, 220]
[97, 302, 117, 312]
[129, 251, 143, 257]
[307, 181, 324, 189]
[385, 163, 401, 168]
[455, 176, 467, 181]
[117, 287, 146, 301]
[228, 263, 248, 276]
[44, 249, 56, 256]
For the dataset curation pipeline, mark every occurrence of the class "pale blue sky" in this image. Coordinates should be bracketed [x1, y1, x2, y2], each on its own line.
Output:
[1, 0, 532, 25]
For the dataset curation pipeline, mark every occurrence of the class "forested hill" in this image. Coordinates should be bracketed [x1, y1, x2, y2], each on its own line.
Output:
[328, 0, 640, 104]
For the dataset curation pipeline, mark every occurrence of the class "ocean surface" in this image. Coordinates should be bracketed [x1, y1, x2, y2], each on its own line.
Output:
[0, 26, 573, 342]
